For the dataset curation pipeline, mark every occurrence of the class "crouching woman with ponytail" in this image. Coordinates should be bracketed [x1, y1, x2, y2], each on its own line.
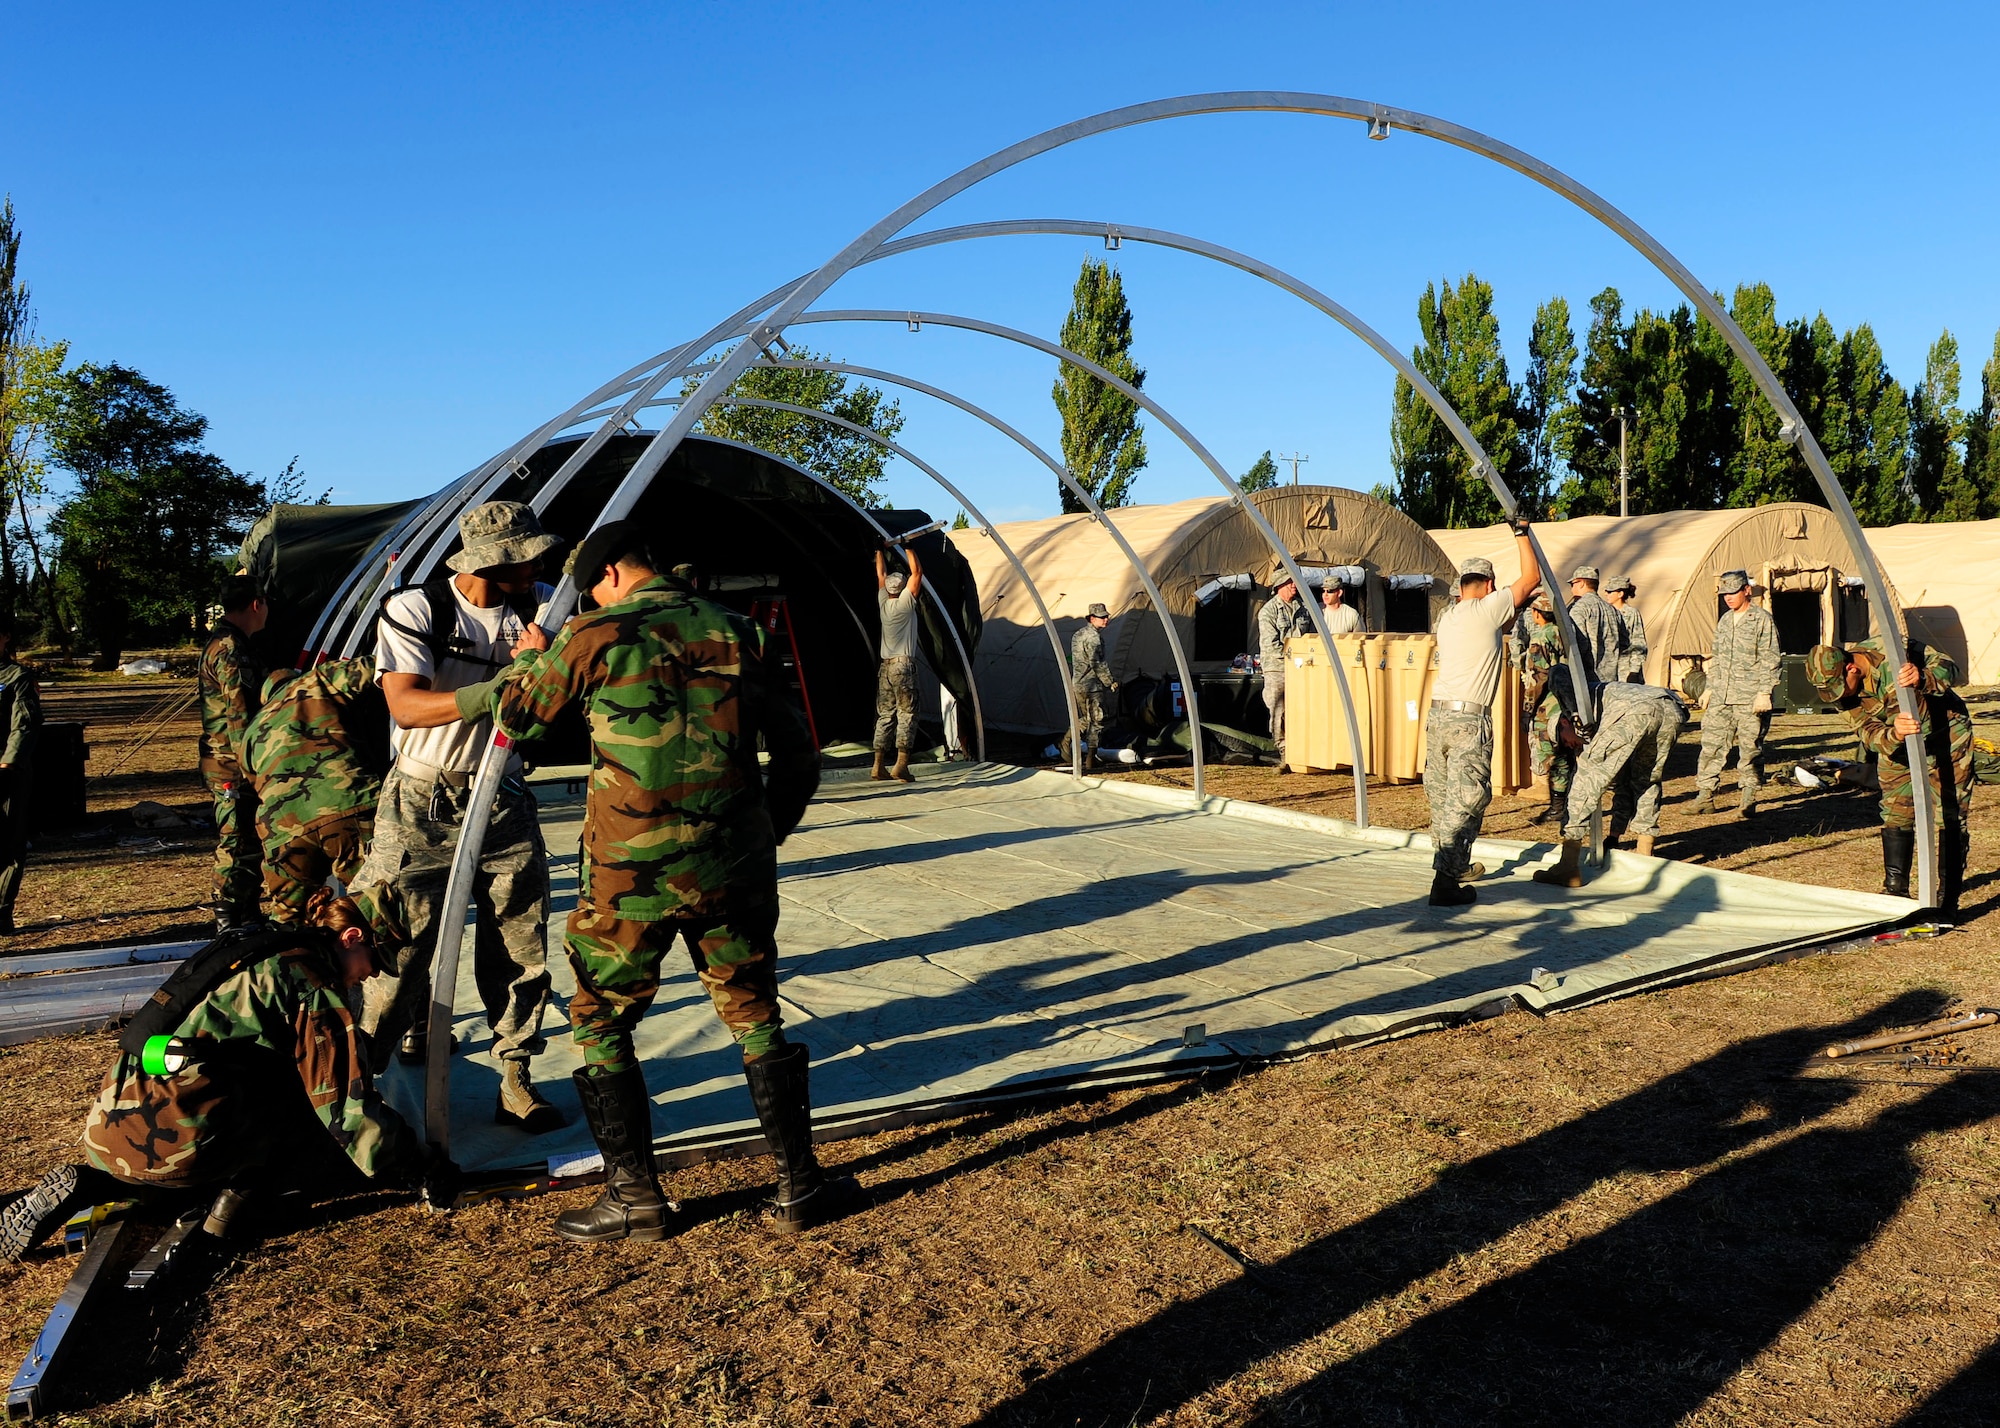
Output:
[3, 886, 429, 1260]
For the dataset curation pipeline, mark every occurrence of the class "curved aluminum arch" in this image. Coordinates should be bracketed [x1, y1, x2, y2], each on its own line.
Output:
[712, 394, 1073, 775]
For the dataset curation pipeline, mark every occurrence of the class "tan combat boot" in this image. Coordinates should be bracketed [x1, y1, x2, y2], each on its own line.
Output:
[890, 751, 914, 783]
[496, 1061, 565, 1134]
[869, 750, 888, 781]
[1635, 834, 1656, 857]
[1533, 840, 1585, 888]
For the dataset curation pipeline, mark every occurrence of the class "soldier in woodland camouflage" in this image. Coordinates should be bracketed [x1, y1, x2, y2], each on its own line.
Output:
[1533, 676, 1687, 887]
[0, 613, 41, 935]
[1520, 600, 1575, 829]
[1, 890, 422, 1261]
[1066, 602, 1118, 765]
[1693, 570, 1781, 817]
[198, 574, 270, 929]
[1807, 640, 1974, 909]
[492, 521, 842, 1243]
[245, 656, 390, 923]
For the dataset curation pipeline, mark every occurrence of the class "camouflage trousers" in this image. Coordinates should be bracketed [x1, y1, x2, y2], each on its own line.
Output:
[1264, 666, 1288, 762]
[1060, 688, 1106, 760]
[1424, 708, 1493, 879]
[873, 656, 917, 753]
[1531, 728, 1576, 797]
[1695, 702, 1764, 793]
[83, 1051, 314, 1190]
[260, 805, 375, 924]
[355, 765, 551, 1069]
[206, 775, 264, 914]
[1562, 699, 1681, 844]
[1878, 709, 1975, 834]
[0, 764, 32, 922]
[565, 900, 783, 1075]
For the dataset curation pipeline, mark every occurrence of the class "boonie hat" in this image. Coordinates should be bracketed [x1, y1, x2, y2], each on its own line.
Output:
[1717, 569, 1751, 594]
[1458, 557, 1495, 581]
[1570, 565, 1600, 584]
[1086, 602, 1110, 619]
[1805, 643, 1849, 698]
[448, 501, 561, 574]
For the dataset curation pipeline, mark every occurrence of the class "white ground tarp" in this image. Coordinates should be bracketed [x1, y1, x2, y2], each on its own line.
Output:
[382, 765, 1910, 1177]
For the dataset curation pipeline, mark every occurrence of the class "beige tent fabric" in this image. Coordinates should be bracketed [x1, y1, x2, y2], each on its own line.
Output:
[951, 485, 1457, 732]
[1867, 519, 2000, 685]
[1431, 503, 1910, 690]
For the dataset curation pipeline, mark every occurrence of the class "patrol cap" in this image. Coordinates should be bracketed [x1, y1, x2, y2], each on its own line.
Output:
[1805, 643, 1849, 698]
[565, 521, 653, 586]
[1606, 574, 1635, 593]
[1569, 565, 1601, 584]
[1458, 556, 1495, 582]
[1086, 602, 1110, 619]
[448, 501, 561, 574]
[884, 570, 908, 596]
[1717, 569, 1751, 594]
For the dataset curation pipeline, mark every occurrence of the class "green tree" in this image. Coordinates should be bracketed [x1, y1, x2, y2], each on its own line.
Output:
[48, 364, 266, 665]
[1817, 322, 1913, 525]
[1237, 450, 1278, 492]
[690, 350, 903, 507]
[0, 195, 70, 629]
[1720, 283, 1824, 508]
[1517, 297, 1577, 516]
[1963, 327, 2000, 519]
[1388, 273, 1524, 528]
[1910, 330, 1978, 521]
[1052, 258, 1146, 512]
[949, 510, 969, 531]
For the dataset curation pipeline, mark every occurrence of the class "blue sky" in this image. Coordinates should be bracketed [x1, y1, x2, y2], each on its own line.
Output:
[11, 2, 1998, 524]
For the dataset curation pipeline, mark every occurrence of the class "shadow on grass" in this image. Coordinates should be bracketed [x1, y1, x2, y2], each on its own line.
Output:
[974, 990, 1981, 1428]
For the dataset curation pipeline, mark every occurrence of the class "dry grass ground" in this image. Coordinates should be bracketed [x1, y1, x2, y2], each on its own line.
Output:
[3, 685, 1999, 1425]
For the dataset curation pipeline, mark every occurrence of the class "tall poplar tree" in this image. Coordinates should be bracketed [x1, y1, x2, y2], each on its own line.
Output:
[1052, 258, 1146, 512]
[1964, 327, 2000, 519]
[1518, 297, 1576, 517]
[1387, 273, 1524, 528]
[1908, 331, 1968, 519]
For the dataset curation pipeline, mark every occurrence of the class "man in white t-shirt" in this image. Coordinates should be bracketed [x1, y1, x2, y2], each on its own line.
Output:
[1424, 528, 1543, 908]
[872, 542, 923, 783]
[1320, 580, 1363, 636]
[354, 500, 565, 1133]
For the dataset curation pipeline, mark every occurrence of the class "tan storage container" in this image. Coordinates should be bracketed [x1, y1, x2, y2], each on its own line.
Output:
[1490, 654, 1533, 795]
[1374, 634, 1436, 781]
[1285, 633, 1374, 773]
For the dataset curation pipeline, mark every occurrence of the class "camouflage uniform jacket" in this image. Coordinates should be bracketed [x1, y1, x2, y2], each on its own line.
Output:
[1070, 624, 1115, 693]
[1708, 603, 1781, 707]
[1836, 642, 1965, 764]
[85, 934, 417, 1182]
[245, 657, 387, 837]
[494, 574, 821, 921]
[1256, 592, 1313, 669]
[1520, 616, 1564, 713]
[1617, 603, 1648, 681]
[0, 657, 41, 764]
[1566, 591, 1627, 686]
[199, 622, 266, 784]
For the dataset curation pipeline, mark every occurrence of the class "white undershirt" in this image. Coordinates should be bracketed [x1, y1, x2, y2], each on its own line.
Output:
[375, 579, 552, 772]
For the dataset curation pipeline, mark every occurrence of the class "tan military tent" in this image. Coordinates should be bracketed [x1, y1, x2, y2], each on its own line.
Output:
[951, 485, 1457, 733]
[1865, 519, 2000, 686]
[1430, 503, 1915, 692]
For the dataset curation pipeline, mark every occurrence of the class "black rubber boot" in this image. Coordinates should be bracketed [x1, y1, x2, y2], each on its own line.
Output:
[744, 1042, 856, 1233]
[1882, 827, 1916, 899]
[2, 1164, 123, 1262]
[1427, 871, 1476, 907]
[554, 1067, 669, 1244]
[1938, 825, 1966, 914]
[1531, 793, 1568, 828]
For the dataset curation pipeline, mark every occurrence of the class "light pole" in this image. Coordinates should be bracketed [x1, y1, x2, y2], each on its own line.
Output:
[1616, 405, 1632, 517]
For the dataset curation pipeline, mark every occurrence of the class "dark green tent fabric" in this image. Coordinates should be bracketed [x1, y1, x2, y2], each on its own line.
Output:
[239, 500, 420, 667]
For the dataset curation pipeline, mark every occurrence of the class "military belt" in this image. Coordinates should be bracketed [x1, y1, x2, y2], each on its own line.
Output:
[390, 755, 475, 788]
[1429, 699, 1489, 715]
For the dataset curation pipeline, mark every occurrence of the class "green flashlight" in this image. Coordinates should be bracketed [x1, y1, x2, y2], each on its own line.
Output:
[140, 1035, 192, 1075]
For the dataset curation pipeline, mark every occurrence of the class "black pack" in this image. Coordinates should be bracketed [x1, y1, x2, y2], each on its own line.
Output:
[117, 924, 329, 1055]
[374, 576, 541, 675]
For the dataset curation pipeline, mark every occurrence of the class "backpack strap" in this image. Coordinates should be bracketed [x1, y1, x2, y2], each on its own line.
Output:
[376, 576, 533, 675]
[118, 924, 333, 1055]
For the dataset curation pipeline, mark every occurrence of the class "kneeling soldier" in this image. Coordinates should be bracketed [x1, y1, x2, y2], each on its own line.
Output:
[2, 888, 423, 1261]
[246, 656, 390, 924]
[1534, 674, 1688, 887]
[490, 523, 837, 1243]
[1806, 641, 1974, 910]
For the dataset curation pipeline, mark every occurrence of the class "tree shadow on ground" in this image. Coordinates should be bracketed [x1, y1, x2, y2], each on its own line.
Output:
[972, 990, 1978, 1428]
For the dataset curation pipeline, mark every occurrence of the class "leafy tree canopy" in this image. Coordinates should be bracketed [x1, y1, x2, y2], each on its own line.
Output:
[689, 351, 903, 507]
[1053, 258, 1146, 512]
[1237, 450, 1278, 492]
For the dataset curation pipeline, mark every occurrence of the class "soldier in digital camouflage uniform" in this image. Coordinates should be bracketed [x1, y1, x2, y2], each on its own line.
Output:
[1424, 529, 1543, 908]
[491, 522, 833, 1243]
[1564, 566, 1627, 686]
[0, 612, 41, 935]
[1065, 601, 1118, 766]
[1, 889, 422, 1261]
[198, 574, 270, 930]
[1605, 576, 1648, 682]
[1257, 572, 1314, 772]
[1533, 674, 1687, 887]
[246, 656, 391, 924]
[1806, 640, 1974, 910]
[1693, 570, 1781, 818]
[1520, 598, 1576, 829]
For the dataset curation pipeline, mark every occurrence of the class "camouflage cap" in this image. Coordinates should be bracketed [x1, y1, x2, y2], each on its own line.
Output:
[345, 881, 413, 970]
[448, 501, 561, 574]
[1717, 569, 1751, 594]
[1805, 643, 1849, 698]
[1086, 602, 1110, 619]
[1458, 556, 1495, 581]
[1569, 565, 1600, 584]
[1606, 574, 1635, 593]
[1531, 590, 1556, 613]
